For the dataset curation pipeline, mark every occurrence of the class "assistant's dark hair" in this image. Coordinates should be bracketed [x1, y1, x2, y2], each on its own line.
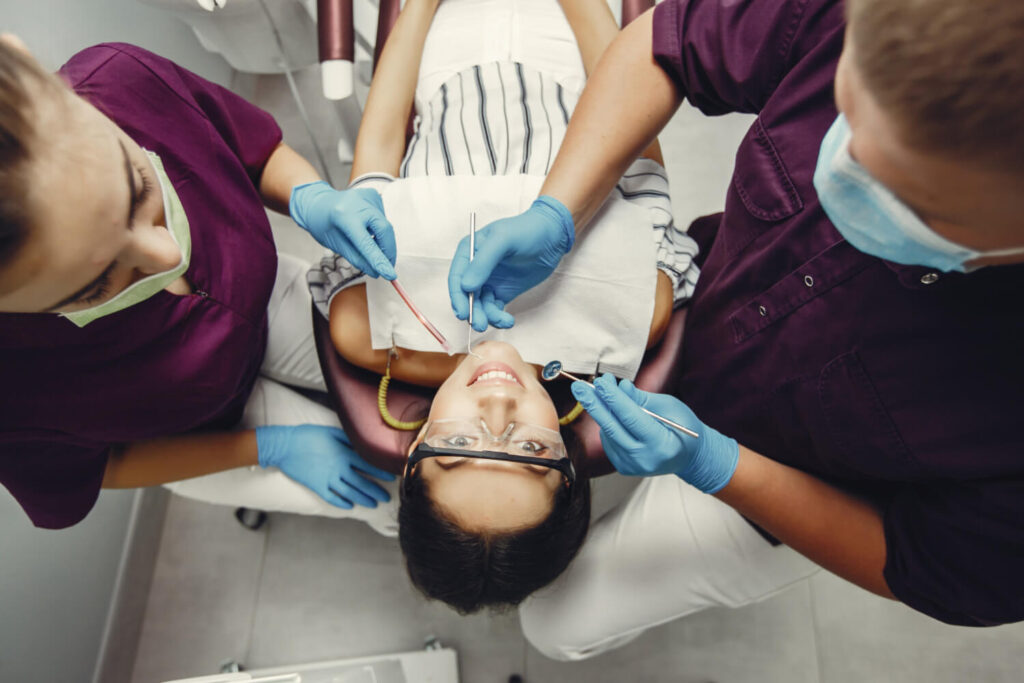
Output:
[0, 40, 58, 268]
[398, 425, 591, 614]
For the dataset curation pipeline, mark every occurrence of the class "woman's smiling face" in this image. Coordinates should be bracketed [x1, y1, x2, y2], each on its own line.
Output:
[408, 341, 566, 532]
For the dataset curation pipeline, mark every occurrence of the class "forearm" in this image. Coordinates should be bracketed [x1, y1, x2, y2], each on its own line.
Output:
[259, 142, 322, 214]
[715, 446, 896, 599]
[351, 0, 440, 179]
[558, 0, 619, 76]
[541, 9, 682, 233]
[101, 430, 259, 489]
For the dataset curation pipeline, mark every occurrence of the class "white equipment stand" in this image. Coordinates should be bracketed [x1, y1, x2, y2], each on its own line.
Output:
[162, 647, 459, 683]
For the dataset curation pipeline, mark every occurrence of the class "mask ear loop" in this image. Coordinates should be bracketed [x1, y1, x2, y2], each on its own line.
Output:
[378, 344, 427, 431]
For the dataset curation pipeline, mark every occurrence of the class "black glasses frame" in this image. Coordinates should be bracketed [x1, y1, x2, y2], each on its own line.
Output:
[404, 443, 576, 494]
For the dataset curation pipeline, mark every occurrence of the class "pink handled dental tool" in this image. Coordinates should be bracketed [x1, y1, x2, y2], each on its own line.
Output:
[390, 279, 452, 354]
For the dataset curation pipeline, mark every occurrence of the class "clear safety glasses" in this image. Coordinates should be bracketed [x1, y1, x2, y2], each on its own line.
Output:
[404, 418, 576, 493]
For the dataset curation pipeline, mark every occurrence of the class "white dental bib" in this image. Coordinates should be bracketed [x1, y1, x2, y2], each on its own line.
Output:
[366, 174, 656, 380]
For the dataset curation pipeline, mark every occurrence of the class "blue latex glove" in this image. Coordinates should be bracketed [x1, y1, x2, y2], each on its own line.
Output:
[572, 374, 740, 494]
[447, 195, 575, 331]
[255, 424, 396, 509]
[289, 181, 398, 280]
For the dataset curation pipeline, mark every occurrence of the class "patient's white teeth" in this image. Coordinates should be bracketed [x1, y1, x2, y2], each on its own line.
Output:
[472, 370, 518, 386]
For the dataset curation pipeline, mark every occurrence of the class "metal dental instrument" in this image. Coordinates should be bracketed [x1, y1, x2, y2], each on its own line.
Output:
[541, 360, 700, 439]
[467, 212, 478, 357]
[390, 279, 452, 354]
[468, 212, 476, 345]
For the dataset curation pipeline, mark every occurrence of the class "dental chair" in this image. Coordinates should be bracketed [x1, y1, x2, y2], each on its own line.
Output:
[313, 0, 668, 478]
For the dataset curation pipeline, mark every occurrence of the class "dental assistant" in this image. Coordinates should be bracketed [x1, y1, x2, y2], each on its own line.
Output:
[0, 40, 400, 529]
[446, 0, 1024, 659]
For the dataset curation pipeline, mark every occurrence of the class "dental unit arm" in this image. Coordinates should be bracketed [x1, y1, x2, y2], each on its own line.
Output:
[318, 0, 354, 99]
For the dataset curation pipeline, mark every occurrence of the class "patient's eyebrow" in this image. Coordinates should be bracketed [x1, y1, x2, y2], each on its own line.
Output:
[435, 458, 549, 476]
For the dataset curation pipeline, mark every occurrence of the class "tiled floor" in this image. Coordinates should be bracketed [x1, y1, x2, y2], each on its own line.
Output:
[129, 51, 1024, 683]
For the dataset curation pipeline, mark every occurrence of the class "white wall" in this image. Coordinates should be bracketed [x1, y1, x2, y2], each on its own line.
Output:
[0, 0, 232, 83]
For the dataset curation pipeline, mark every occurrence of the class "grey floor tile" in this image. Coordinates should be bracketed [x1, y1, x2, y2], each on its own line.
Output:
[246, 512, 527, 683]
[525, 581, 820, 683]
[130, 496, 268, 683]
[810, 570, 1024, 683]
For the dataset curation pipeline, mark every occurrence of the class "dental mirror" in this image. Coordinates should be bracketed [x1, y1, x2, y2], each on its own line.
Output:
[541, 359, 700, 438]
[541, 360, 563, 381]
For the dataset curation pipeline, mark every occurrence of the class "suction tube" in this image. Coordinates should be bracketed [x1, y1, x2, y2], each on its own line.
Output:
[318, 0, 354, 100]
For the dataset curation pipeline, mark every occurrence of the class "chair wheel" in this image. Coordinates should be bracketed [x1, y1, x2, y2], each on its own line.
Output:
[234, 507, 267, 530]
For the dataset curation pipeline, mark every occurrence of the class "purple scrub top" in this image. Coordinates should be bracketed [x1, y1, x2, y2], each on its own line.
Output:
[0, 44, 281, 529]
[653, 0, 1024, 626]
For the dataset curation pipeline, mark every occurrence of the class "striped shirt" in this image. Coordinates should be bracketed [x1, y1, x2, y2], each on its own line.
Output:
[309, 61, 699, 316]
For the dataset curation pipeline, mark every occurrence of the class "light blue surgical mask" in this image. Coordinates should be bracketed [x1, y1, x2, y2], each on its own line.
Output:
[61, 150, 191, 327]
[813, 114, 1024, 273]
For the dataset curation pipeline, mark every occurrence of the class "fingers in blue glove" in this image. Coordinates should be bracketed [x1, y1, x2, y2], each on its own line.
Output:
[448, 237, 472, 320]
[329, 479, 379, 508]
[572, 377, 645, 452]
[592, 373, 661, 442]
[460, 228, 507, 293]
[470, 291, 489, 332]
[324, 485, 356, 509]
[480, 288, 515, 328]
[365, 212, 398, 275]
[333, 210, 396, 280]
[350, 460, 397, 483]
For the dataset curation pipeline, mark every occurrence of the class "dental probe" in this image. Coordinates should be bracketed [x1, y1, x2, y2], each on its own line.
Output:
[390, 279, 452, 354]
[541, 360, 700, 439]
[467, 212, 476, 355]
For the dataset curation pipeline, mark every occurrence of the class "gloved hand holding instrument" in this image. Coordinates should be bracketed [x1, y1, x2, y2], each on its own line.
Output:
[290, 181, 398, 280]
[448, 195, 575, 331]
[572, 374, 740, 494]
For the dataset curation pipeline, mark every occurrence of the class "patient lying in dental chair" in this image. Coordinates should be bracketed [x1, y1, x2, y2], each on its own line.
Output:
[309, 0, 701, 613]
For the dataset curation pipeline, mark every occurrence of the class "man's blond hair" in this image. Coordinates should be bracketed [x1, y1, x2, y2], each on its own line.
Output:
[848, 0, 1024, 174]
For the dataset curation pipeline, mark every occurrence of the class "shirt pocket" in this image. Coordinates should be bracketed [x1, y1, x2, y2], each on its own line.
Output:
[732, 119, 804, 222]
[816, 350, 918, 478]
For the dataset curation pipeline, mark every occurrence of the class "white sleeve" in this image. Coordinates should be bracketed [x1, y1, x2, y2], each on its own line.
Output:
[616, 158, 700, 306]
[306, 173, 397, 319]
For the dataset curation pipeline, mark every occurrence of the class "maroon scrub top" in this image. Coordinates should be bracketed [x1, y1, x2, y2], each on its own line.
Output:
[653, 0, 1024, 626]
[0, 44, 282, 529]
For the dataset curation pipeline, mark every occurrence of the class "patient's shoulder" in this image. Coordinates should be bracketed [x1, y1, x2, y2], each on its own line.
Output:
[329, 286, 461, 387]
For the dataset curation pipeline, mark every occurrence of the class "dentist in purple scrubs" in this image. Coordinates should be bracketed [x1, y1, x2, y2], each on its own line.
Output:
[0, 39, 398, 529]
[444, 0, 1024, 659]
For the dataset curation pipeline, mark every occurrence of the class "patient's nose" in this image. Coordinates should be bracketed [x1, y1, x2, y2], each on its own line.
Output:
[125, 225, 181, 275]
[478, 393, 518, 439]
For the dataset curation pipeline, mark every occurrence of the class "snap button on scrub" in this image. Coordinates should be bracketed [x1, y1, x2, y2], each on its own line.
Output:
[920, 272, 940, 285]
[758, 305, 767, 317]
[804, 275, 814, 287]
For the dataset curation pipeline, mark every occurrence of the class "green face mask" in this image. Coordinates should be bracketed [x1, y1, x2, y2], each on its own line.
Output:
[61, 150, 192, 328]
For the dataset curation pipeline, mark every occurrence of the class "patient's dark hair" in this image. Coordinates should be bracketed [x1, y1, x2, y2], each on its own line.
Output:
[398, 425, 591, 614]
[0, 40, 57, 268]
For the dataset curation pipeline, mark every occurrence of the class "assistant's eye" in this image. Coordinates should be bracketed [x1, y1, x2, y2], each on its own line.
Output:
[442, 434, 476, 448]
[129, 163, 155, 224]
[77, 268, 115, 306]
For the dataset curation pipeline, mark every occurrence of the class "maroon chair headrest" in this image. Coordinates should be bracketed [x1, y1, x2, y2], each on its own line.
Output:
[313, 304, 688, 478]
